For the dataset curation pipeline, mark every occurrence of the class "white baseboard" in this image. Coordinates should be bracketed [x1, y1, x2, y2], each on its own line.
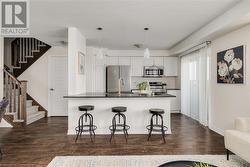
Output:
[209, 125, 225, 136]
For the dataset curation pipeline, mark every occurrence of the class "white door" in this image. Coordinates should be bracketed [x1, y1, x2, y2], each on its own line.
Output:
[49, 56, 68, 116]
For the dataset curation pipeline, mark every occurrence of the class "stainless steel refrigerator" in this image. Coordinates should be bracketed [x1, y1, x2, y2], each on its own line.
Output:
[106, 65, 131, 93]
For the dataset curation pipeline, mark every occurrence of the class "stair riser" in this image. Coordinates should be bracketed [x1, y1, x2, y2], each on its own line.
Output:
[26, 112, 45, 125]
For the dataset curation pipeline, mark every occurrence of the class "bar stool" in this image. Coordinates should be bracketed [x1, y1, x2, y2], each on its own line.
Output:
[75, 105, 97, 143]
[146, 108, 168, 143]
[109, 106, 130, 143]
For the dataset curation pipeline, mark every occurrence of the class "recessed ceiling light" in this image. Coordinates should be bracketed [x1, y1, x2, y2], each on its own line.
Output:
[144, 27, 149, 31]
[97, 27, 103, 30]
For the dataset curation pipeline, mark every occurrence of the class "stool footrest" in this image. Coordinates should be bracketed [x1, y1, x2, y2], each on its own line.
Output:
[109, 124, 130, 132]
[75, 125, 97, 133]
[146, 124, 168, 132]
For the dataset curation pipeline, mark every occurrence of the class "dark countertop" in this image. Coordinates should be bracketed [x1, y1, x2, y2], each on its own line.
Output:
[64, 92, 176, 98]
[166, 88, 181, 90]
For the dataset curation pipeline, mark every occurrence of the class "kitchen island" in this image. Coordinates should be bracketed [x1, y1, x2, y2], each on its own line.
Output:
[64, 93, 175, 135]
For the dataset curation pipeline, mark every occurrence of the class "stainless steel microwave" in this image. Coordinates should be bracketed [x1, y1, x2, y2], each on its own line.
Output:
[143, 66, 164, 77]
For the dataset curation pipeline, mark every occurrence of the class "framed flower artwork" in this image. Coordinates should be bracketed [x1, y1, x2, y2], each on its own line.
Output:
[217, 45, 245, 84]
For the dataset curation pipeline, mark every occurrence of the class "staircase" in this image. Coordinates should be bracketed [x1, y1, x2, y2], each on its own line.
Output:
[3, 38, 51, 127]
[11, 38, 51, 77]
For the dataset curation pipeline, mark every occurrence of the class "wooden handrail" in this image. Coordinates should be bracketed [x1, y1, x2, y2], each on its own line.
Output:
[3, 69, 27, 123]
[3, 68, 21, 84]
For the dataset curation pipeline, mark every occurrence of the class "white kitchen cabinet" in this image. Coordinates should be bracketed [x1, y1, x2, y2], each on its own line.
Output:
[153, 57, 164, 66]
[143, 57, 154, 66]
[164, 57, 178, 76]
[106, 56, 118, 65]
[131, 57, 143, 76]
[95, 65, 106, 92]
[118, 57, 131, 65]
[167, 90, 181, 113]
[95, 56, 106, 66]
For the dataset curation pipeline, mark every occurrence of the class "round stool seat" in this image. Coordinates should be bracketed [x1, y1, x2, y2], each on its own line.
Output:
[112, 106, 127, 113]
[79, 105, 94, 111]
[149, 108, 164, 114]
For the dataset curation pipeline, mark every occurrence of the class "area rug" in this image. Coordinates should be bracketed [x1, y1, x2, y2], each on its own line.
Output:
[47, 155, 250, 167]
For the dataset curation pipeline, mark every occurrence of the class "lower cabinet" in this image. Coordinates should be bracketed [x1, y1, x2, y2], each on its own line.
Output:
[167, 90, 181, 113]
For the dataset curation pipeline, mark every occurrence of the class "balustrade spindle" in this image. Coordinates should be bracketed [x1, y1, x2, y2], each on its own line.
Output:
[23, 38, 25, 62]
[36, 39, 38, 51]
[29, 38, 32, 56]
[9, 79, 13, 113]
[25, 38, 28, 59]
[3, 69, 27, 123]
[19, 38, 22, 63]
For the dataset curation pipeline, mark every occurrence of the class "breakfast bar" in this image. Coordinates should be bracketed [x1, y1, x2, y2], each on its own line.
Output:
[64, 93, 175, 135]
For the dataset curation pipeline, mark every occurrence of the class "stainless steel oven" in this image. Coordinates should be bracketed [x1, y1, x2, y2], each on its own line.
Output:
[143, 66, 164, 77]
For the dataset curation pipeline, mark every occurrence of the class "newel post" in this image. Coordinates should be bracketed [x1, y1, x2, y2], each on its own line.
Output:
[20, 80, 27, 123]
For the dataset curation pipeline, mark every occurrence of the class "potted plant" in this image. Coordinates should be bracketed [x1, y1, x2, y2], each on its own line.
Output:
[137, 82, 149, 94]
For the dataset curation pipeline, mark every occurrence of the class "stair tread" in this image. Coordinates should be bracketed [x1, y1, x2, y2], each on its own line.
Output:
[13, 119, 25, 122]
[4, 112, 15, 115]
[27, 111, 45, 117]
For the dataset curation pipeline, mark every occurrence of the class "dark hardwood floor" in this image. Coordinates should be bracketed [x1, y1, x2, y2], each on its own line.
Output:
[0, 114, 225, 167]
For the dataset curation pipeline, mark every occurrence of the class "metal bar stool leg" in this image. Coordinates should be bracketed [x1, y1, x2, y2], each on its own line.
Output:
[89, 114, 96, 142]
[147, 114, 154, 141]
[121, 113, 128, 142]
[75, 115, 84, 143]
[159, 114, 166, 143]
[87, 114, 94, 143]
[110, 114, 117, 143]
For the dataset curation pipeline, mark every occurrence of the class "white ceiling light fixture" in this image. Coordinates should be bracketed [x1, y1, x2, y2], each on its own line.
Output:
[143, 27, 150, 59]
[144, 48, 150, 59]
[96, 27, 104, 59]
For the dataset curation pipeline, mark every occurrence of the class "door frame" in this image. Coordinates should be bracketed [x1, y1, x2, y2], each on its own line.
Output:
[48, 55, 68, 117]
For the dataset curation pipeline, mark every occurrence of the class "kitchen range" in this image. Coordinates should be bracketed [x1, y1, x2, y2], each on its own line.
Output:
[65, 64, 179, 135]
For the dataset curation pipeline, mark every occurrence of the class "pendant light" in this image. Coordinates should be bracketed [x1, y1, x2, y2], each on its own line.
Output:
[144, 48, 150, 59]
[143, 27, 150, 58]
[96, 27, 104, 59]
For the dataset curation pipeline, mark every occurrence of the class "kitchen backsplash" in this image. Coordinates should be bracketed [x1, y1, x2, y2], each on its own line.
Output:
[131, 76, 177, 90]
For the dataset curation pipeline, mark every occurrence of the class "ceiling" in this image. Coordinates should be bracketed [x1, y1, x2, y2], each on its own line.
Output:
[30, 0, 241, 49]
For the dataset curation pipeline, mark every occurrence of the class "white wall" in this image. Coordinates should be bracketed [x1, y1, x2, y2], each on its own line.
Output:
[18, 46, 68, 111]
[68, 27, 86, 95]
[209, 24, 250, 135]
[4, 38, 14, 72]
[0, 37, 12, 127]
[0, 37, 3, 99]
[170, 0, 250, 55]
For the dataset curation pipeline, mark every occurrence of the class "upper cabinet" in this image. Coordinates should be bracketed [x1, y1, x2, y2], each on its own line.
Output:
[118, 57, 131, 65]
[153, 57, 164, 66]
[95, 56, 106, 66]
[143, 57, 154, 66]
[164, 57, 178, 76]
[106, 56, 118, 65]
[131, 57, 143, 76]
[143, 57, 164, 66]
[104, 56, 178, 77]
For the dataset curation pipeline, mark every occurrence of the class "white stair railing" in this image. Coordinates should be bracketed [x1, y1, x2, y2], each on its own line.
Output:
[3, 69, 27, 122]
[13, 38, 46, 68]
